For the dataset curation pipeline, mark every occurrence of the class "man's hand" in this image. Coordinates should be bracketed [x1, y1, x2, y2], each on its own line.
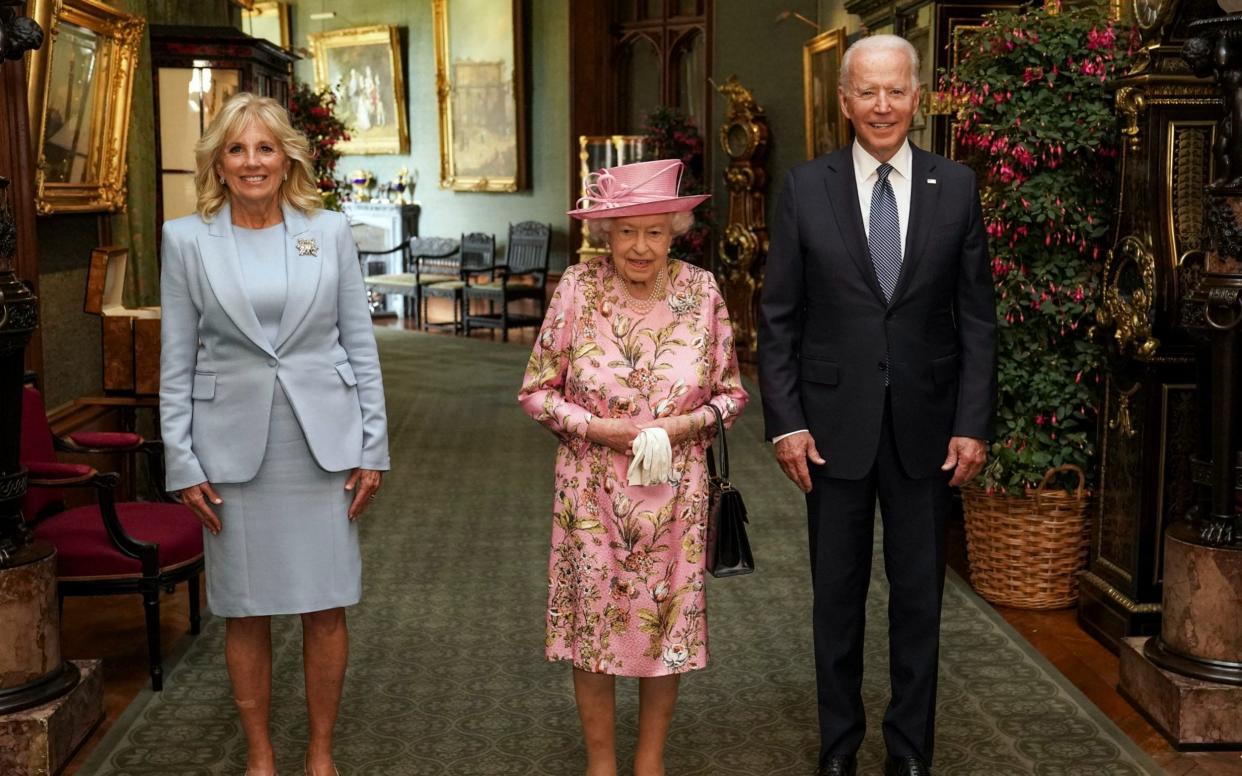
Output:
[941, 436, 987, 487]
[774, 431, 826, 493]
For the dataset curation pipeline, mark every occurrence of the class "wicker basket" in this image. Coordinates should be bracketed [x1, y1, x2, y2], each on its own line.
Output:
[960, 464, 1092, 610]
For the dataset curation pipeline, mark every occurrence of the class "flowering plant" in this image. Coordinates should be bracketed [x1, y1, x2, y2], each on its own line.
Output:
[641, 107, 713, 264]
[943, 5, 1135, 494]
[287, 80, 350, 211]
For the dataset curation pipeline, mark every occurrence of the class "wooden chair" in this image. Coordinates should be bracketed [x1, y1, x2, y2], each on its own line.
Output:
[20, 384, 204, 691]
[361, 236, 460, 327]
[464, 221, 552, 341]
[357, 241, 408, 317]
[422, 232, 496, 333]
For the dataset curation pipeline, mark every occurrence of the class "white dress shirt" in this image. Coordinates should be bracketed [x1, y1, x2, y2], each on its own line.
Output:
[772, 140, 914, 445]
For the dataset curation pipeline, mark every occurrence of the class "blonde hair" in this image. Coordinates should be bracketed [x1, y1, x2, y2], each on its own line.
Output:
[194, 92, 322, 219]
[586, 211, 695, 244]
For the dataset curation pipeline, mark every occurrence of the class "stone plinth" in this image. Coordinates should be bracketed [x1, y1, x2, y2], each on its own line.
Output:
[0, 659, 102, 775]
[0, 543, 59, 689]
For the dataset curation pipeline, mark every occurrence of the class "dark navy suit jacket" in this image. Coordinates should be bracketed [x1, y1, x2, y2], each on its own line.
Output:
[758, 143, 997, 480]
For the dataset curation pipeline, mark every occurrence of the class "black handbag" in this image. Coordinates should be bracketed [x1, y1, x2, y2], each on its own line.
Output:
[705, 404, 754, 578]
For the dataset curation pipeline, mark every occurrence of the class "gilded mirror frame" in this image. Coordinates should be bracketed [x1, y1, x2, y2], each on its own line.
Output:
[433, 0, 528, 192]
[27, 0, 144, 214]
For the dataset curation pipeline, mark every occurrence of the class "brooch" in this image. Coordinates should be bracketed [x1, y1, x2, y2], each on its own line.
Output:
[296, 237, 318, 256]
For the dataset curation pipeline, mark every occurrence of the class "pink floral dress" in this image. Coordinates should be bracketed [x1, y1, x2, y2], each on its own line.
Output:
[518, 256, 748, 677]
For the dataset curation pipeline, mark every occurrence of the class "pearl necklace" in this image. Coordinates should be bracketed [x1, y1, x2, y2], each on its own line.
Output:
[619, 268, 667, 315]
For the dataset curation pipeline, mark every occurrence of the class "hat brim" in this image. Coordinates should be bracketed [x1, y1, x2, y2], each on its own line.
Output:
[567, 193, 710, 221]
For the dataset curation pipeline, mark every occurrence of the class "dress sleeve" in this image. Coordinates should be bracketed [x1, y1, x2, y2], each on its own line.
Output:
[690, 271, 749, 442]
[518, 267, 597, 450]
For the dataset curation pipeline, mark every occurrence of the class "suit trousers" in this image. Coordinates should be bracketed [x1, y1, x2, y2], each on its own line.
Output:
[805, 393, 951, 763]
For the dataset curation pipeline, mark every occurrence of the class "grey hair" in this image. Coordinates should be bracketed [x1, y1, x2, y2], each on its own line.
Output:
[586, 211, 695, 244]
[840, 34, 920, 93]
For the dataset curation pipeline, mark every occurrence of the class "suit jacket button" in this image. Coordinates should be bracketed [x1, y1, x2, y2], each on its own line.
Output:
[267, 359, 277, 367]
[878, 360, 887, 371]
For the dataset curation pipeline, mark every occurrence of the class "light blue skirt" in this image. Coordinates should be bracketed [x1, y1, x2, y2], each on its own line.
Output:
[204, 384, 361, 617]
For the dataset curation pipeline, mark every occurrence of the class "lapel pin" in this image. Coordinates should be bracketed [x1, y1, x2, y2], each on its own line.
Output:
[927, 178, 937, 185]
[296, 237, 318, 257]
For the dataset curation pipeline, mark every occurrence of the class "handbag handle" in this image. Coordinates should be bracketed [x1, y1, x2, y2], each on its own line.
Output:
[705, 404, 729, 482]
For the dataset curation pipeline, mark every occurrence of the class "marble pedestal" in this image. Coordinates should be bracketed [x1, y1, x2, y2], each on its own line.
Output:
[0, 543, 59, 687]
[1120, 638, 1242, 746]
[1159, 524, 1242, 675]
[1118, 524, 1242, 746]
[0, 659, 102, 775]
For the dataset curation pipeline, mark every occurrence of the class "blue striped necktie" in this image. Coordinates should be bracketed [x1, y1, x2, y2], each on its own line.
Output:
[869, 162, 901, 302]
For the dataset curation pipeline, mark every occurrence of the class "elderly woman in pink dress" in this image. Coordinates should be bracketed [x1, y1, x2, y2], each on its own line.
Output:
[519, 159, 748, 776]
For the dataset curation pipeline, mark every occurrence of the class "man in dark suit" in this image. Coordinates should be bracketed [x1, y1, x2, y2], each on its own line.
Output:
[758, 35, 996, 776]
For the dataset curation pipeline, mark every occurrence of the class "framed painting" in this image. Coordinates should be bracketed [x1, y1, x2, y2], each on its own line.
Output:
[433, 0, 528, 192]
[309, 25, 409, 155]
[803, 27, 849, 160]
[241, 2, 291, 50]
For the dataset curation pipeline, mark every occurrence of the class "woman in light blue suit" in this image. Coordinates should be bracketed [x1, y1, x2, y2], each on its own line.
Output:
[160, 93, 389, 776]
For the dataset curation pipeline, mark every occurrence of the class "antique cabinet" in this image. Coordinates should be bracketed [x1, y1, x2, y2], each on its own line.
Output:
[149, 25, 297, 228]
[1081, 0, 1220, 649]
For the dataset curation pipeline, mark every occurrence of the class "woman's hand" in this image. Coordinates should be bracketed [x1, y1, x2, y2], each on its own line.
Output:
[586, 418, 641, 454]
[345, 468, 383, 520]
[642, 413, 701, 446]
[175, 482, 223, 535]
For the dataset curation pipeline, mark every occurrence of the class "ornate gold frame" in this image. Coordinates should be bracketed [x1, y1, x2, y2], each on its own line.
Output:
[803, 26, 848, 160]
[432, 0, 528, 192]
[241, 1, 291, 50]
[26, 0, 144, 215]
[309, 25, 409, 155]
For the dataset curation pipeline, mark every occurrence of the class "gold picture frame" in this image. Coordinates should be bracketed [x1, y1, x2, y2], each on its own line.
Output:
[803, 27, 849, 160]
[241, 1, 291, 51]
[433, 0, 528, 192]
[309, 25, 410, 155]
[26, 0, 144, 214]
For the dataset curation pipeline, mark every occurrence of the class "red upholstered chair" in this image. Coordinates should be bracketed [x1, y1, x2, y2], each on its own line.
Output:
[20, 385, 204, 691]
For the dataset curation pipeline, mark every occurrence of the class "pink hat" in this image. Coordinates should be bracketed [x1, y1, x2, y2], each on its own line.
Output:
[568, 159, 710, 220]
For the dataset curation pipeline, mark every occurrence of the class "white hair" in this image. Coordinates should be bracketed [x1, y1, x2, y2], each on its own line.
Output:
[585, 211, 695, 244]
[840, 34, 920, 93]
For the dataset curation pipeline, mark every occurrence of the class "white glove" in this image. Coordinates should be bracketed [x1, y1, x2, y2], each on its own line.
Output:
[627, 427, 672, 486]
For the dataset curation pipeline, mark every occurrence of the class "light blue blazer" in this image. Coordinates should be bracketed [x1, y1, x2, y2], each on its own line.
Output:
[159, 202, 390, 492]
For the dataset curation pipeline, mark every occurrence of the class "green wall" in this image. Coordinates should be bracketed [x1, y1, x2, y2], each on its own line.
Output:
[710, 0, 822, 253]
[289, 0, 571, 269]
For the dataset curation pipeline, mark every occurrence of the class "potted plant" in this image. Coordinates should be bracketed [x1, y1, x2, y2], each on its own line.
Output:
[942, 3, 1135, 607]
[287, 80, 350, 211]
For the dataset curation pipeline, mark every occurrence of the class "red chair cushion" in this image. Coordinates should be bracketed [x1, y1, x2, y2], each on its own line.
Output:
[33, 502, 203, 579]
[26, 462, 94, 481]
[68, 432, 143, 449]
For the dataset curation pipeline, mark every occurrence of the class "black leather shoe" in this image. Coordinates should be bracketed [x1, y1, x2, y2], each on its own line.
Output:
[884, 755, 931, 776]
[816, 754, 857, 776]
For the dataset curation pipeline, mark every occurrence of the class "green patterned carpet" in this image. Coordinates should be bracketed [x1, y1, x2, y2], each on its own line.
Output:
[80, 330, 1162, 775]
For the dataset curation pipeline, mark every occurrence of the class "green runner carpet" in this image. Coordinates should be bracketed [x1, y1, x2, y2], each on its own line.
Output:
[79, 329, 1162, 775]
